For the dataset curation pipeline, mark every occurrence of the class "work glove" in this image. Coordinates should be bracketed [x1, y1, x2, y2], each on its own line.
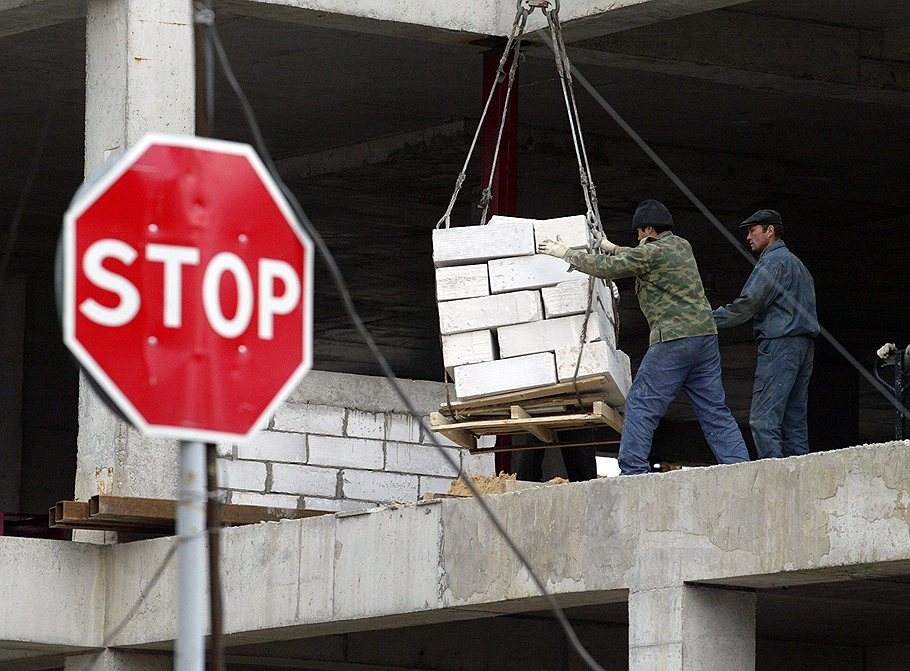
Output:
[537, 236, 569, 259]
[599, 237, 618, 254]
[877, 342, 897, 360]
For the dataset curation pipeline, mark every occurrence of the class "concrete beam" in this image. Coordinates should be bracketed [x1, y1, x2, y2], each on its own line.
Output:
[0, 538, 104, 651]
[539, 10, 910, 108]
[0, 0, 85, 38]
[95, 440, 910, 651]
[214, 0, 756, 41]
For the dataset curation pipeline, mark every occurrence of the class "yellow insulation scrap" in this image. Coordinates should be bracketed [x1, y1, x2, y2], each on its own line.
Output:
[447, 472, 568, 496]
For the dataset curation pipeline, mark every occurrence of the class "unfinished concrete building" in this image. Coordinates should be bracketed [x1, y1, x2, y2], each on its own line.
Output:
[1, 0, 910, 669]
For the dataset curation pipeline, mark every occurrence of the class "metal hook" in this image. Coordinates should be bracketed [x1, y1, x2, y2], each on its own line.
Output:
[519, 0, 553, 14]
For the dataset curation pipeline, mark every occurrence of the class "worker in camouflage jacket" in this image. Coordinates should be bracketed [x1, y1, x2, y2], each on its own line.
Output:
[538, 199, 749, 475]
[713, 209, 819, 459]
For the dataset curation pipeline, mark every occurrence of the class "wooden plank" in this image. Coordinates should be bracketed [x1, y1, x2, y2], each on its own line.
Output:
[438, 375, 610, 415]
[436, 410, 616, 436]
[49, 496, 331, 532]
[593, 401, 624, 434]
[90, 496, 330, 526]
[429, 412, 477, 450]
[510, 405, 555, 443]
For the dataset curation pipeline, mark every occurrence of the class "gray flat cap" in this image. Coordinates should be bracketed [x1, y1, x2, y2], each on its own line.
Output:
[739, 209, 782, 228]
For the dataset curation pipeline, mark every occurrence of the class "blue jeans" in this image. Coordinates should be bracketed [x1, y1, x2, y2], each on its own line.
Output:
[750, 336, 814, 458]
[619, 335, 749, 475]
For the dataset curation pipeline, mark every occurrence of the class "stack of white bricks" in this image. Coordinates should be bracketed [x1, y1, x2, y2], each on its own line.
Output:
[433, 215, 632, 407]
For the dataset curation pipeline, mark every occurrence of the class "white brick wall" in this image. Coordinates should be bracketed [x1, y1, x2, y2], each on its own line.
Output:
[342, 470, 419, 503]
[216, 372, 495, 511]
[218, 460, 267, 492]
[386, 412, 422, 443]
[463, 452, 497, 476]
[271, 463, 338, 498]
[386, 442, 460, 478]
[419, 475, 457, 497]
[230, 491, 300, 509]
[346, 410, 385, 439]
[237, 431, 306, 463]
[272, 403, 345, 435]
[302, 496, 372, 513]
[308, 436, 384, 470]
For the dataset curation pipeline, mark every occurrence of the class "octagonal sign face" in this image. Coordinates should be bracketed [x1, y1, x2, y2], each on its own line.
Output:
[61, 134, 313, 443]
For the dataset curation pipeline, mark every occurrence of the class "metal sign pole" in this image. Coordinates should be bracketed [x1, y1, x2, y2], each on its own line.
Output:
[176, 440, 207, 671]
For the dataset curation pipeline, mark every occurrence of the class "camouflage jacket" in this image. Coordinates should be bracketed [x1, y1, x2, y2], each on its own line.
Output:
[563, 231, 717, 345]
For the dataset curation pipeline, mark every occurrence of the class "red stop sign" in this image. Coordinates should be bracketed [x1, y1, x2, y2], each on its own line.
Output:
[61, 134, 313, 442]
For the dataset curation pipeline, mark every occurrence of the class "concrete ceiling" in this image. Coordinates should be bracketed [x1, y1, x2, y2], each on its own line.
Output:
[2, 0, 909, 467]
[214, 574, 910, 669]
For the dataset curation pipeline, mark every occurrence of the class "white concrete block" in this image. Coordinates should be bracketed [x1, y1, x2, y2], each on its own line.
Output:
[229, 491, 301, 509]
[435, 264, 489, 301]
[272, 403, 345, 436]
[342, 470, 419, 503]
[462, 452, 496, 476]
[540, 277, 612, 314]
[386, 442, 460, 478]
[386, 412, 423, 443]
[438, 290, 542, 335]
[533, 214, 589, 249]
[236, 431, 306, 463]
[217, 459, 267, 492]
[541, 279, 590, 317]
[486, 215, 539, 226]
[454, 352, 557, 399]
[346, 409, 384, 439]
[302, 496, 372, 513]
[308, 435, 384, 470]
[555, 342, 632, 407]
[498, 314, 600, 359]
[593, 298, 618, 349]
[488, 255, 575, 293]
[271, 463, 338, 498]
[432, 221, 534, 267]
[419, 475, 456, 497]
[540, 279, 617, 346]
[441, 330, 496, 373]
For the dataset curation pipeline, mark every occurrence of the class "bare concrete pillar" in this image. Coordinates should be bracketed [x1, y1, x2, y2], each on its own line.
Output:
[65, 650, 171, 671]
[629, 585, 756, 670]
[76, 0, 195, 504]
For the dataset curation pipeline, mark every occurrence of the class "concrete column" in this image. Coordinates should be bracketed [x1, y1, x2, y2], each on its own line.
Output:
[629, 585, 756, 670]
[76, 0, 195, 504]
[65, 650, 171, 671]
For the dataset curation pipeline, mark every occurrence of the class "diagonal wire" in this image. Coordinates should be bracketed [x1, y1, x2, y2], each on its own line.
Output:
[534, 28, 910, 427]
[203, 15, 607, 671]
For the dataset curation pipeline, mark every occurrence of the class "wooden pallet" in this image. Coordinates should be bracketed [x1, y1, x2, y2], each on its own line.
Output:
[49, 495, 331, 535]
[430, 376, 623, 452]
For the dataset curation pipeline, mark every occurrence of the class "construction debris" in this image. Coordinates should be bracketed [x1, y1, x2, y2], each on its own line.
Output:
[445, 472, 567, 497]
